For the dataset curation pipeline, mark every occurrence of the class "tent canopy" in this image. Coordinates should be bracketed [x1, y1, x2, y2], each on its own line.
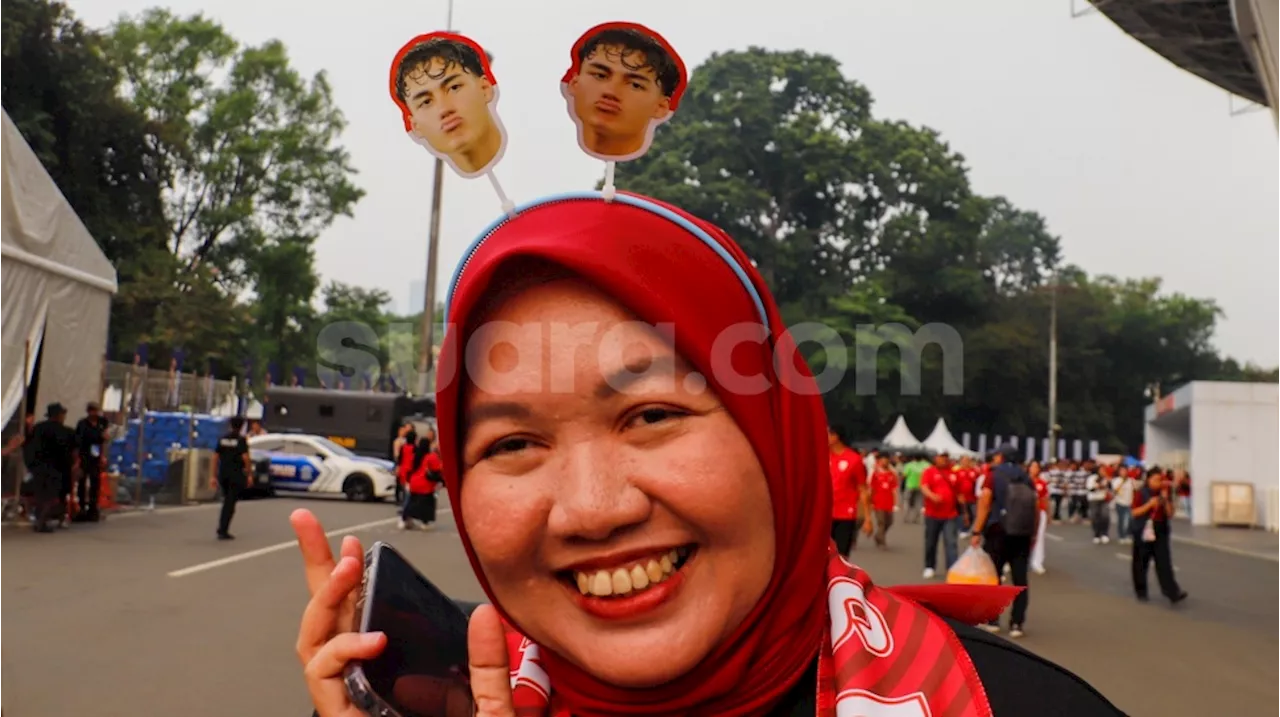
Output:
[921, 418, 980, 458]
[881, 416, 923, 450]
[2, 110, 117, 427]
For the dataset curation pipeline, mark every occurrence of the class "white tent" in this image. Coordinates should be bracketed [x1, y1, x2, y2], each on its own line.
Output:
[2, 110, 117, 427]
[921, 418, 980, 458]
[881, 416, 923, 450]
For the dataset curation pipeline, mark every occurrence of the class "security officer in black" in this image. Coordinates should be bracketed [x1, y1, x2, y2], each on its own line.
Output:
[74, 402, 109, 522]
[28, 403, 79, 532]
[211, 416, 252, 540]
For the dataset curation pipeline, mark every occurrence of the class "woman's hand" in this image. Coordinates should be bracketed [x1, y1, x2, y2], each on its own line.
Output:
[291, 509, 518, 717]
[467, 604, 517, 716]
[293, 510, 382, 717]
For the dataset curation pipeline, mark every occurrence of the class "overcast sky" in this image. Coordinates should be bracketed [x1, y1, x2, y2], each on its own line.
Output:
[78, 0, 1279, 366]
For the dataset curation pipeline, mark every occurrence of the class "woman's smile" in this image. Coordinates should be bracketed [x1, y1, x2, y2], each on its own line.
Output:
[562, 544, 696, 619]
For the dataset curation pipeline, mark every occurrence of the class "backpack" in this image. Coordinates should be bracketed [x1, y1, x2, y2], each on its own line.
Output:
[1001, 473, 1040, 536]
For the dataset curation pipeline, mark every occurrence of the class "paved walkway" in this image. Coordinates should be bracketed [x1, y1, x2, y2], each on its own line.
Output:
[1170, 518, 1278, 561]
[2, 498, 1275, 717]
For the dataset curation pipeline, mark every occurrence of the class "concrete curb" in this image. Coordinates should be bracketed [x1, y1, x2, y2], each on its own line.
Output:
[1170, 534, 1279, 562]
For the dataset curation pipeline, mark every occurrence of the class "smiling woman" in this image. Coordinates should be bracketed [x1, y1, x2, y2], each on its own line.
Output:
[293, 191, 1128, 716]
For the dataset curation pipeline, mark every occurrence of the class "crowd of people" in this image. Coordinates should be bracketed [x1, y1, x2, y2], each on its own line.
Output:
[2, 402, 110, 532]
[391, 420, 444, 531]
[827, 433, 1192, 638]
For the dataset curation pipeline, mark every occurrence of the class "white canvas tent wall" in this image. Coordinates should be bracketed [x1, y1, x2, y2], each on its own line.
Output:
[881, 416, 923, 450]
[921, 418, 980, 458]
[2, 110, 117, 427]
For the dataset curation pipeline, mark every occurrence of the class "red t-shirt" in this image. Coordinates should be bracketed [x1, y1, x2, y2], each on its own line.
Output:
[869, 470, 898, 512]
[921, 465, 958, 520]
[1034, 476, 1049, 510]
[829, 448, 866, 520]
[954, 468, 978, 502]
[409, 451, 443, 494]
[1132, 486, 1168, 521]
[397, 442, 415, 484]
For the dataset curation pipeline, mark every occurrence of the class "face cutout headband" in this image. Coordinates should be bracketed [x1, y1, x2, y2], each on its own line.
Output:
[389, 31, 514, 211]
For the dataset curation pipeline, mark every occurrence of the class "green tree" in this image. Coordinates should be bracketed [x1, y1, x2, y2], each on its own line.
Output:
[622, 48, 878, 314]
[100, 8, 364, 373]
[313, 281, 393, 388]
[0, 0, 181, 359]
[104, 9, 364, 279]
[622, 46, 1270, 453]
[249, 236, 320, 380]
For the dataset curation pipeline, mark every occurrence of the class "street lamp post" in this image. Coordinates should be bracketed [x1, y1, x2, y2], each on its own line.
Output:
[415, 0, 456, 397]
[1047, 270, 1059, 462]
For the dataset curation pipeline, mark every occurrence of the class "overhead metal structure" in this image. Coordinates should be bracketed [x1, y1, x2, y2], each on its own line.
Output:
[1085, 0, 1264, 104]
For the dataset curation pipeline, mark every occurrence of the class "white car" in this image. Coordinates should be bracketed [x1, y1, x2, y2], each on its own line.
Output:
[247, 433, 397, 502]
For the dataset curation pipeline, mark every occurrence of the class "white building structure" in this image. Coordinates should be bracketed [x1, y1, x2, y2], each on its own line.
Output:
[2, 111, 117, 427]
[1144, 381, 1278, 530]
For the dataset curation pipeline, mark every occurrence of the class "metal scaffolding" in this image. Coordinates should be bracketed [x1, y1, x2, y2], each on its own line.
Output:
[1073, 0, 1269, 107]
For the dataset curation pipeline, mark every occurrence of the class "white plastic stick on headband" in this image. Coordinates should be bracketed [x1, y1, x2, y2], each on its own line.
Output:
[487, 170, 517, 216]
[602, 162, 617, 202]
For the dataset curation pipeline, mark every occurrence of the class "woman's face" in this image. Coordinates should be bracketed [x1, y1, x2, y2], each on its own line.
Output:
[458, 277, 776, 688]
[1028, 462, 1040, 478]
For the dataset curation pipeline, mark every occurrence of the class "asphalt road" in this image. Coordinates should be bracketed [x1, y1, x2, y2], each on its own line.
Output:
[2, 499, 1275, 717]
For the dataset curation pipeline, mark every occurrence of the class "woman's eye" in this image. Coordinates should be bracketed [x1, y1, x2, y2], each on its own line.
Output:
[483, 437, 531, 458]
[627, 407, 684, 428]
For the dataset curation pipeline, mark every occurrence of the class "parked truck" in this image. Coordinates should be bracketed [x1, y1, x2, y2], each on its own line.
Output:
[261, 387, 435, 460]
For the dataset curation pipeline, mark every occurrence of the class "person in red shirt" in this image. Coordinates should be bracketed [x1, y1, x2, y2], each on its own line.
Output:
[919, 453, 958, 578]
[827, 425, 868, 555]
[953, 456, 979, 537]
[393, 423, 416, 505]
[1131, 467, 1188, 604]
[868, 455, 898, 548]
[400, 425, 443, 531]
[1028, 460, 1050, 575]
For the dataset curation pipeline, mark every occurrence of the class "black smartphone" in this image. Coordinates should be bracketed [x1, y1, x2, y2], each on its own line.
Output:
[344, 542, 474, 717]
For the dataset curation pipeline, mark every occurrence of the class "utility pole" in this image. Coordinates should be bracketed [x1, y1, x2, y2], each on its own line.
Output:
[415, 0, 455, 397]
[1047, 270, 1059, 462]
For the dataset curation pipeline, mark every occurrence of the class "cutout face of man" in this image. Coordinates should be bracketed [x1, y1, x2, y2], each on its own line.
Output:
[393, 37, 505, 178]
[562, 25, 685, 162]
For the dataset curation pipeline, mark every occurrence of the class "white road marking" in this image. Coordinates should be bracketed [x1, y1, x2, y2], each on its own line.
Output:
[1044, 532, 1064, 542]
[1114, 552, 1179, 571]
[108, 503, 221, 520]
[167, 517, 398, 578]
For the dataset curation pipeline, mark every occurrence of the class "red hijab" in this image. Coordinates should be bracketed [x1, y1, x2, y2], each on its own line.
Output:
[436, 192, 1015, 716]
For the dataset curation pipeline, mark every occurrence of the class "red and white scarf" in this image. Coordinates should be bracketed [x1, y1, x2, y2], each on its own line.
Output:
[502, 545, 1017, 717]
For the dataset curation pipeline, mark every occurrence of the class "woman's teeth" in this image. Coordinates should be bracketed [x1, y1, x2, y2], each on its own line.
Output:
[574, 549, 685, 598]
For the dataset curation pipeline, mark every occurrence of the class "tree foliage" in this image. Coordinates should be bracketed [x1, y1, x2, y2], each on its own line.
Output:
[2, 0, 363, 379]
[621, 47, 1268, 452]
[3, 11, 1270, 451]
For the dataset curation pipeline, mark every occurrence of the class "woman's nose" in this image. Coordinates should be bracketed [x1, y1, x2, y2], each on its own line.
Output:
[546, 440, 650, 542]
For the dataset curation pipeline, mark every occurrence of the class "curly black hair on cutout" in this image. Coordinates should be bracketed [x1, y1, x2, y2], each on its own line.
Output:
[395, 38, 486, 104]
[577, 28, 680, 98]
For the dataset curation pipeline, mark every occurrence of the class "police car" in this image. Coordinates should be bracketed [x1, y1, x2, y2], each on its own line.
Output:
[247, 433, 398, 501]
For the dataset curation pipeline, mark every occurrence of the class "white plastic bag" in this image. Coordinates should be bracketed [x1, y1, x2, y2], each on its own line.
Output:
[946, 545, 1000, 586]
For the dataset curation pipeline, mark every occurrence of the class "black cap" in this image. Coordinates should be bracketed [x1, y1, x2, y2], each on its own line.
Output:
[46, 402, 67, 418]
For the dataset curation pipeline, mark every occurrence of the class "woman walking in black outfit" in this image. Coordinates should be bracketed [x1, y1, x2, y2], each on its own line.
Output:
[1131, 467, 1188, 604]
